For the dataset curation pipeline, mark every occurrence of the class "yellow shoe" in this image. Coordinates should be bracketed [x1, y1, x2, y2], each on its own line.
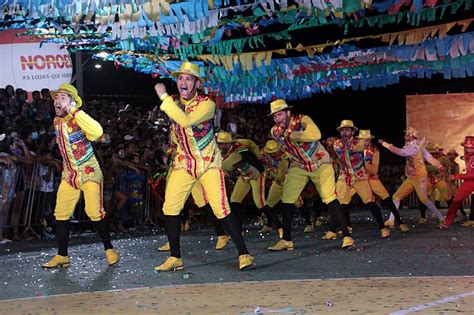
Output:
[239, 254, 254, 270]
[460, 220, 474, 227]
[278, 228, 283, 239]
[181, 220, 190, 232]
[342, 236, 355, 249]
[418, 218, 427, 224]
[154, 256, 184, 272]
[337, 226, 353, 235]
[314, 218, 324, 227]
[322, 231, 337, 240]
[381, 228, 391, 238]
[303, 224, 314, 233]
[41, 255, 70, 268]
[215, 235, 230, 250]
[105, 249, 120, 266]
[259, 225, 273, 233]
[384, 220, 395, 227]
[399, 223, 410, 233]
[268, 239, 294, 251]
[157, 242, 170, 252]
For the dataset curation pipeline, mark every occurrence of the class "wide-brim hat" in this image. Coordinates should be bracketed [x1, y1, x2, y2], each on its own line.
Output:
[50, 83, 82, 108]
[267, 99, 292, 116]
[357, 129, 374, 139]
[263, 140, 280, 154]
[336, 120, 358, 131]
[171, 61, 205, 82]
[216, 131, 234, 143]
[426, 142, 440, 153]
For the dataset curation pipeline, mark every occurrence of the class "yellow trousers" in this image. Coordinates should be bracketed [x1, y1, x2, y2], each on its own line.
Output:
[55, 180, 105, 221]
[427, 180, 451, 202]
[368, 178, 390, 200]
[191, 181, 208, 208]
[336, 179, 375, 205]
[282, 164, 336, 204]
[163, 168, 230, 219]
[166, 168, 208, 208]
[267, 182, 303, 208]
[230, 174, 266, 209]
[393, 176, 430, 204]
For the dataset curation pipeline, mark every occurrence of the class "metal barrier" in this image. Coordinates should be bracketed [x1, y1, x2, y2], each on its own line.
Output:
[0, 160, 38, 239]
[0, 161, 157, 240]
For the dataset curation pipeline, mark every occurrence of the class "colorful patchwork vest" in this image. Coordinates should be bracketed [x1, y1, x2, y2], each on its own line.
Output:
[271, 114, 331, 172]
[363, 144, 379, 180]
[171, 94, 221, 178]
[262, 151, 289, 186]
[334, 138, 368, 186]
[54, 117, 102, 188]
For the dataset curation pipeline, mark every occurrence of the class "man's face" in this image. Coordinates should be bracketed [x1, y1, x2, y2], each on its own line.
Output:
[177, 74, 199, 100]
[447, 153, 456, 162]
[339, 127, 354, 138]
[218, 142, 231, 152]
[362, 138, 371, 148]
[54, 92, 72, 117]
[272, 110, 290, 129]
[405, 134, 416, 142]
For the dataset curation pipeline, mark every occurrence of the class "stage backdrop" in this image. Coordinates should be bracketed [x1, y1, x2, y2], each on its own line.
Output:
[406, 93, 474, 171]
[0, 29, 72, 92]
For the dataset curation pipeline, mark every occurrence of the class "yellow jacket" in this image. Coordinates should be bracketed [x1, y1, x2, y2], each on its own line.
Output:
[54, 108, 103, 188]
[222, 140, 263, 181]
[160, 93, 221, 178]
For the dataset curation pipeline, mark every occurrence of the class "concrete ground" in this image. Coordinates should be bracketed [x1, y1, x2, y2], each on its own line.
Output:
[0, 209, 472, 314]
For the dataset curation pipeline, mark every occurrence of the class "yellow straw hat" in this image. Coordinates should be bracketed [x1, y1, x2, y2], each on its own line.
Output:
[50, 83, 82, 108]
[216, 131, 234, 143]
[336, 120, 358, 131]
[171, 61, 204, 82]
[357, 129, 374, 139]
[263, 140, 280, 154]
[426, 142, 440, 153]
[267, 99, 292, 116]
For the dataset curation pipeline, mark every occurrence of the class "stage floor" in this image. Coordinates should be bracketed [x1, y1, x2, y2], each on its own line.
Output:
[0, 209, 472, 314]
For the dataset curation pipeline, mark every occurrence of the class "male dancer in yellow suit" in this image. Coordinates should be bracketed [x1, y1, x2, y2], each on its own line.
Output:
[42, 84, 119, 268]
[154, 62, 253, 271]
[330, 121, 391, 239]
[267, 99, 354, 251]
[217, 131, 265, 230]
[157, 125, 229, 252]
[357, 129, 409, 232]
